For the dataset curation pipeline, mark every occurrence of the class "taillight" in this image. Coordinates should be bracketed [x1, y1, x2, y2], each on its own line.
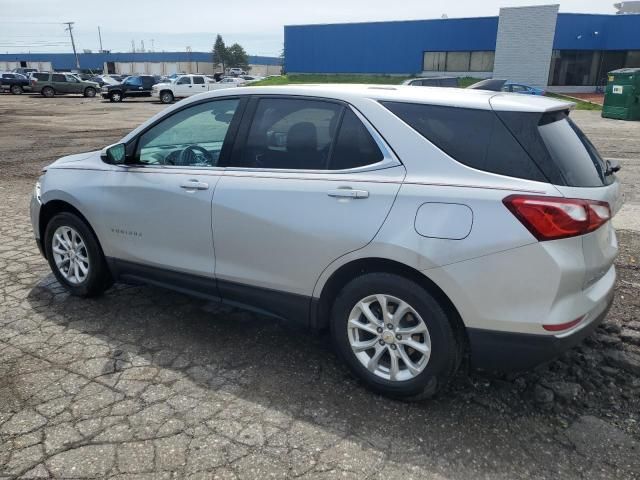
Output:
[503, 195, 610, 241]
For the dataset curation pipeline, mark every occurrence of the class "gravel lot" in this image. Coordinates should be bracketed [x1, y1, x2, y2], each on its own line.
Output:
[1, 94, 639, 479]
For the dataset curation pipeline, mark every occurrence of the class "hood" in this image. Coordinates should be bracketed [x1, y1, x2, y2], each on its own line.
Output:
[48, 150, 101, 169]
[154, 82, 171, 88]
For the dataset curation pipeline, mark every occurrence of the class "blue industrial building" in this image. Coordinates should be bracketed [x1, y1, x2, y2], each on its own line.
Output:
[284, 5, 640, 89]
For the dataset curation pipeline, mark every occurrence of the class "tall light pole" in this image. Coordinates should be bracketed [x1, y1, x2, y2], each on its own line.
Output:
[64, 22, 80, 70]
[98, 26, 103, 52]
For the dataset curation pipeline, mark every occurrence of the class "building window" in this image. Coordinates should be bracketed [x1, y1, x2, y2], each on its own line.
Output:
[627, 51, 640, 67]
[470, 51, 495, 72]
[423, 52, 446, 71]
[423, 51, 494, 72]
[548, 50, 640, 86]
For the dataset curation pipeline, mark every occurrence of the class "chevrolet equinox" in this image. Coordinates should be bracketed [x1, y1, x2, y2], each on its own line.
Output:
[30, 85, 622, 399]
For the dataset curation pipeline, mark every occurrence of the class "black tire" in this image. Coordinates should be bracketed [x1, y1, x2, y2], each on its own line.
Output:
[160, 90, 174, 104]
[42, 86, 54, 98]
[10, 84, 23, 95]
[44, 212, 113, 297]
[84, 87, 96, 97]
[110, 91, 123, 102]
[330, 272, 461, 400]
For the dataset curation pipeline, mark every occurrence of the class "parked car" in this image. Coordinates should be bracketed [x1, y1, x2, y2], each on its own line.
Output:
[30, 85, 621, 399]
[89, 75, 120, 87]
[152, 74, 244, 103]
[30, 72, 99, 97]
[228, 67, 246, 76]
[466, 78, 508, 91]
[12, 67, 38, 77]
[403, 77, 459, 87]
[101, 75, 159, 102]
[0, 72, 31, 94]
[501, 82, 546, 95]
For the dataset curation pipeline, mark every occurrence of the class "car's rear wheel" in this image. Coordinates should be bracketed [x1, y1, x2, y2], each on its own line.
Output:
[109, 91, 122, 102]
[10, 84, 23, 95]
[331, 273, 461, 400]
[84, 87, 96, 97]
[42, 86, 54, 98]
[44, 212, 113, 297]
[160, 91, 174, 104]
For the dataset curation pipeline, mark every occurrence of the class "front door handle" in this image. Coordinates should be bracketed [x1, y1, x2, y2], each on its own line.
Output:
[327, 188, 369, 199]
[180, 180, 209, 190]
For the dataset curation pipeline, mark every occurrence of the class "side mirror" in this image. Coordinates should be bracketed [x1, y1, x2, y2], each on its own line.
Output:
[101, 143, 127, 165]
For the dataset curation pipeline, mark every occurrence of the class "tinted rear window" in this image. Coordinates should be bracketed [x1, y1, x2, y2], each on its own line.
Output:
[33, 73, 49, 81]
[497, 110, 611, 187]
[382, 102, 546, 182]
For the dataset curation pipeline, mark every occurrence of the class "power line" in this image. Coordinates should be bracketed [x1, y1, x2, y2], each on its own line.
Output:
[0, 21, 66, 24]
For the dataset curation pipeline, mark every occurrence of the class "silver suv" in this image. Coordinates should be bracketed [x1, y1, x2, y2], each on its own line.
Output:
[30, 85, 622, 399]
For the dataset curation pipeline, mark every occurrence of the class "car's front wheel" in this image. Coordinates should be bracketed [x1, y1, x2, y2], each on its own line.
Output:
[109, 91, 123, 102]
[331, 273, 461, 400]
[10, 84, 23, 95]
[160, 91, 174, 104]
[44, 212, 113, 297]
[84, 87, 96, 97]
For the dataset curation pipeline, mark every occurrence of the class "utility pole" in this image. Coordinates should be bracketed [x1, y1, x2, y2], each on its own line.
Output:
[98, 26, 103, 52]
[150, 39, 154, 52]
[64, 22, 80, 70]
[131, 40, 136, 53]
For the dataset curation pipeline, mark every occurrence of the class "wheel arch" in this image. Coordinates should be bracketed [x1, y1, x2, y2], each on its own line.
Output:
[312, 257, 468, 348]
[39, 200, 103, 260]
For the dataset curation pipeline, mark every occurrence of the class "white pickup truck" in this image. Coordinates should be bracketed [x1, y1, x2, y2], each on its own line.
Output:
[152, 74, 246, 103]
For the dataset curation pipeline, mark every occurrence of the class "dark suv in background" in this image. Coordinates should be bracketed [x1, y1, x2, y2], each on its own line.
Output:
[30, 72, 99, 97]
[101, 75, 160, 102]
[1, 72, 31, 94]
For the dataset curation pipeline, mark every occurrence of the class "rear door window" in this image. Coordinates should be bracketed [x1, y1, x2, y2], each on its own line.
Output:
[52, 74, 66, 82]
[233, 98, 342, 170]
[382, 102, 547, 182]
[193, 76, 205, 84]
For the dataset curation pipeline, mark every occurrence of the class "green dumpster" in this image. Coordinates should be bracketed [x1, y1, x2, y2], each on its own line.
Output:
[602, 68, 640, 120]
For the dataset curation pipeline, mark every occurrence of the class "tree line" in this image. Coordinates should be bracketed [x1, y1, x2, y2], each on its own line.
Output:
[213, 34, 250, 73]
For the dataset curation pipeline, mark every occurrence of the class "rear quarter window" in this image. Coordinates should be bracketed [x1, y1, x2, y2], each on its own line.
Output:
[381, 102, 547, 182]
[33, 73, 49, 81]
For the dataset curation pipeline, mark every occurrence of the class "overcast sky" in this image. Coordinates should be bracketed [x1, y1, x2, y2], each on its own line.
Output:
[0, 0, 621, 57]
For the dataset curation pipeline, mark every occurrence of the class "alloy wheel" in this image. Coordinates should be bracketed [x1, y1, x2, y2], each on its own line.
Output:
[51, 226, 90, 285]
[347, 294, 431, 382]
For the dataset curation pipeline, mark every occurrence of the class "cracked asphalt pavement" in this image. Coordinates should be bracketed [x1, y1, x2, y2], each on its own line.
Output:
[1, 95, 639, 479]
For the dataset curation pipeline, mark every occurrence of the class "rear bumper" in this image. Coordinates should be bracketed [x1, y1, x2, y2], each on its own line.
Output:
[467, 290, 614, 372]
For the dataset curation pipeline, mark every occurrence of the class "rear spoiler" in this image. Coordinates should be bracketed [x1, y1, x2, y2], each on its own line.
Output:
[489, 93, 575, 113]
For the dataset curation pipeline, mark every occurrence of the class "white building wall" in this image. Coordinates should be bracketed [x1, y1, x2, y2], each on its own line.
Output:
[492, 4, 559, 88]
[105, 61, 281, 76]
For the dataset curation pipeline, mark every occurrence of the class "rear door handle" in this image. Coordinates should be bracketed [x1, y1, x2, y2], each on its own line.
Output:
[327, 188, 369, 199]
[180, 180, 209, 190]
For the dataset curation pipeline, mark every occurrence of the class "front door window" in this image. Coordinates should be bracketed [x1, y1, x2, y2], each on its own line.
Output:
[136, 98, 240, 167]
